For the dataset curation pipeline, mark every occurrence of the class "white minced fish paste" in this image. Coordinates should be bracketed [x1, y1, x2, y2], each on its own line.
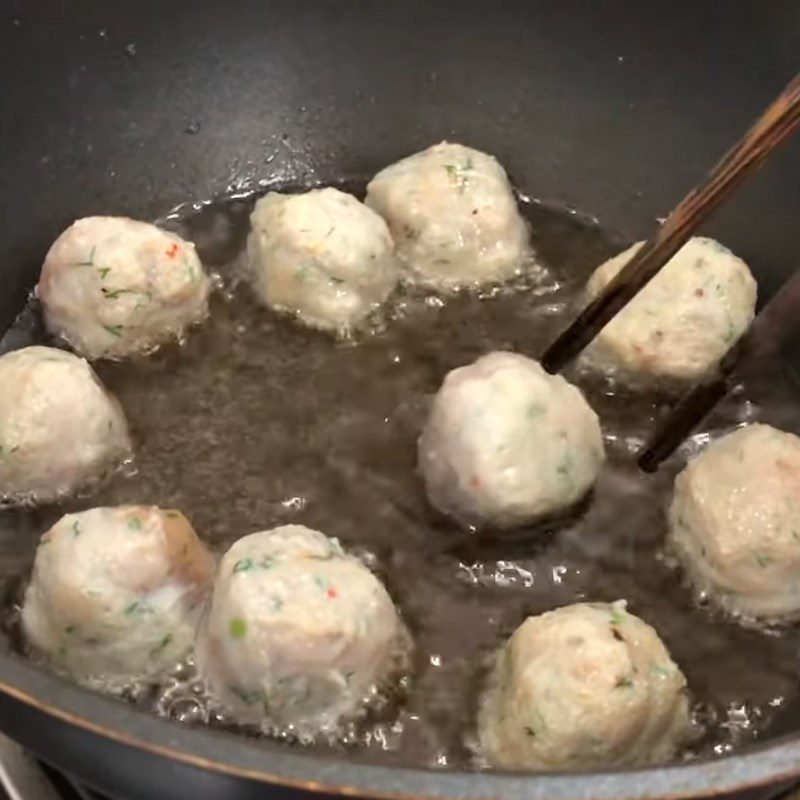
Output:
[670, 423, 800, 622]
[365, 142, 530, 289]
[585, 236, 756, 381]
[196, 525, 405, 735]
[37, 216, 210, 359]
[22, 506, 215, 685]
[0, 346, 131, 505]
[478, 601, 693, 771]
[247, 188, 399, 333]
[418, 351, 605, 529]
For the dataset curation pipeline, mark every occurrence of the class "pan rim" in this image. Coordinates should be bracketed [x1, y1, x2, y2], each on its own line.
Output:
[0, 651, 797, 800]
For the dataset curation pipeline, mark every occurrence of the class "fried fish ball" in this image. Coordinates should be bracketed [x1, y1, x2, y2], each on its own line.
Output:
[38, 216, 210, 359]
[670, 423, 800, 621]
[418, 351, 604, 528]
[196, 525, 404, 734]
[0, 346, 131, 505]
[21, 506, 214, 684]
[479, 602, 692, 770]
[247, 188, 398, 333]
[585, 236, 756, 381]
[365, 142, 530, 289]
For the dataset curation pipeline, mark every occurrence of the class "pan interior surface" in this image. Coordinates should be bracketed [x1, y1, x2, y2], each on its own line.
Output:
[3, 2, 800, 797]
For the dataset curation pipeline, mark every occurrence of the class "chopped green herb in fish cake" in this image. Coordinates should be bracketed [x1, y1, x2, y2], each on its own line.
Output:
[149, 633, 173, 656]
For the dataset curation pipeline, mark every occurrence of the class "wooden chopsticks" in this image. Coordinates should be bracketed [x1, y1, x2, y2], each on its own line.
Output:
[541, 71, 800, 376]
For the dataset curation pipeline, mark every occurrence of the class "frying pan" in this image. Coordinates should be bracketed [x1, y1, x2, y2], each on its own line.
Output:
[3, 2, 800, 798]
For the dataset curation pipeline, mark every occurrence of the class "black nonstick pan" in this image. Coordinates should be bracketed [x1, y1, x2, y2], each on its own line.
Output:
[3, 2, 800, 799]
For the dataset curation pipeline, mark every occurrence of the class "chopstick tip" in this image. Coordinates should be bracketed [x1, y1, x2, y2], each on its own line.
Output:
[541, 339, 570, 374]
